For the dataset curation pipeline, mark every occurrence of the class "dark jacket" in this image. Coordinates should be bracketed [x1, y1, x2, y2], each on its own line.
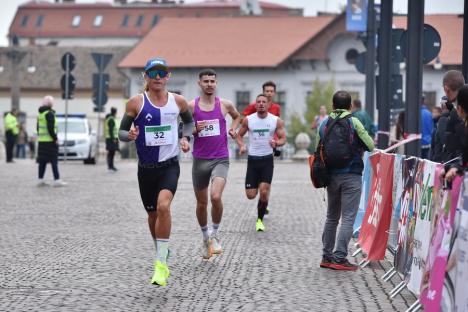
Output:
[430, 111, 450, 162]
[442, 108, 466, 162]
[37, 105, 58, 162]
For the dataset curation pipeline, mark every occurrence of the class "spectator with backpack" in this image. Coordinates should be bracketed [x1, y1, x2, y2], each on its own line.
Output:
[315, 90, 374, 271]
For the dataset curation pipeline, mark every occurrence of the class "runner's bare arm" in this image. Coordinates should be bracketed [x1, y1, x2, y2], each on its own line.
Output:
[119, 95, 141, 142]
[222, 99, 241, 138]
[273, 118, 286, 147]
[236, 117, 248, 154]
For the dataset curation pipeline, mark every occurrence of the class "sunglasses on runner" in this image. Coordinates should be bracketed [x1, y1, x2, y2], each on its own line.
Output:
[146, 69, 168, 79]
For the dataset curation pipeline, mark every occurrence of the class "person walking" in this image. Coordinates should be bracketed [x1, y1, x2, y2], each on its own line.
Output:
[316, 91, 374, 271]
[189, 69, 241, 259]
[16, 124, 28, 159]
[236, 93, 286, 232]
[4, 108, 19, 163]
[105, 107, 119, 171]
[37, 96, 67, 187]
[118, 57, 194, 287]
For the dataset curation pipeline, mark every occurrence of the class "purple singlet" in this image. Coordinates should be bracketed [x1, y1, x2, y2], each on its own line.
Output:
[192, 97, 229, 159]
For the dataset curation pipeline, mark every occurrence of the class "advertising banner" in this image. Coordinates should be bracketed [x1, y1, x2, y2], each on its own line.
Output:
[353, 151, 372, 236]
[394, 157, 418, 275]
[408, 160, 437, 294]
[358, 152, 395, 260]
[388, 154, 405, 250]
[421, 175, 463, 312]
[346, 0, 368, 32]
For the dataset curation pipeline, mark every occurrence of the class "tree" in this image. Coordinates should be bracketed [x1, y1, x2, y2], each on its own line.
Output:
[287, 79, 335, 151]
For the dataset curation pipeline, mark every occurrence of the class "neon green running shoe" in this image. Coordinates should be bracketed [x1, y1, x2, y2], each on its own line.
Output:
[151, 261, 170, 286]
[256, 219, 265, 232]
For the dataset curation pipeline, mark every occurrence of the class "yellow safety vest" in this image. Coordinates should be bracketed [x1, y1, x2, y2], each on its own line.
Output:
[37, 110, 57, 142]
[105, 115, 118, 139]
[4, 112, 19, 135]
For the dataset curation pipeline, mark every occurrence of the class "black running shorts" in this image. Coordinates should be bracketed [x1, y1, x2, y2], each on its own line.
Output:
[137, 160, 180, 212]
[245, 154, 274, 189]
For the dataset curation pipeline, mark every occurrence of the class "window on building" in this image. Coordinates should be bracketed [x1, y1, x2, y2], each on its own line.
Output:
[36, 15, 44, 27]
[94, 15, 103, 27]
[135, 14, 144, 27]
[121, 14, 129, 27]
[236, 91, 251, 113]
[151, 15, 160, 27]
[274, 91, 286, 113]
[20, 15, 29, 27]
[72, 15, 81, 27]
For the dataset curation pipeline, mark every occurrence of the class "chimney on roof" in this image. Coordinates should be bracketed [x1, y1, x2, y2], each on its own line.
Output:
[240, 0, 262, 16]
[114, 0, 127, 3]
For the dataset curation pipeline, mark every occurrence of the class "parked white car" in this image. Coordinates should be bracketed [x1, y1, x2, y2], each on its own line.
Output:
[56, 114, 96, 164]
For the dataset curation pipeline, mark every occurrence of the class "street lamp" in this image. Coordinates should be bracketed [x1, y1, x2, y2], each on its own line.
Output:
[0, 42, 37, 111]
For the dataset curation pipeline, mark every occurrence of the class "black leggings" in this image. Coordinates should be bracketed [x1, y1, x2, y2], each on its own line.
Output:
[38, 160, 60, 180]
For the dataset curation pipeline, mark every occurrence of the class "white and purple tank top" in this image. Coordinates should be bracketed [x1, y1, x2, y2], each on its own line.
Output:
[192, 97, 228, 159]
[134, 92, 179, 164]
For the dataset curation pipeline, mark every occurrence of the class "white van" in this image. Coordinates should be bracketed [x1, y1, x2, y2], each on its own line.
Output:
[56, 114, 97, 164]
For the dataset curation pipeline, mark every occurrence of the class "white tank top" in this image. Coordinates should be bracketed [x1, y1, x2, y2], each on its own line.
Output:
[247, 113, 278, 156]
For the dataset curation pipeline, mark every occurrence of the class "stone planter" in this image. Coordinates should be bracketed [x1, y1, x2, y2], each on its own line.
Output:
[292, 132, 311, 161]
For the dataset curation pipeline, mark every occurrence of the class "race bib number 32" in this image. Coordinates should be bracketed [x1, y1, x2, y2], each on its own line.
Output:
[145, 125, 173, 146]
[198, 119, 220, 137]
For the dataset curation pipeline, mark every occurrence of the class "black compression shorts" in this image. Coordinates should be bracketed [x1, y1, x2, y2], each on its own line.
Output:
[245, 154, 274, 189]
[137, 159, 180, 212]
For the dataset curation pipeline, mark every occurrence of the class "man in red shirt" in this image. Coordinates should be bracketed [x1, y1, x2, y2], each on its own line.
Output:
[241, 81, 282, 159]
[242, 81, 281, 117]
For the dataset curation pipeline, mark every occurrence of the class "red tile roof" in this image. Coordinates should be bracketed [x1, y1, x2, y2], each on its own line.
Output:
[9, 0, 301, 40]
[394, 14, 462, 65]
[118, 16, 335, 68]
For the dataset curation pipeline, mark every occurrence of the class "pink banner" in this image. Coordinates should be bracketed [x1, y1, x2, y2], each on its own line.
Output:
[420, 175, 463, 311]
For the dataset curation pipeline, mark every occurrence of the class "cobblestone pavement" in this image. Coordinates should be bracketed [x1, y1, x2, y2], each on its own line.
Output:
[0, 159, 416, 312]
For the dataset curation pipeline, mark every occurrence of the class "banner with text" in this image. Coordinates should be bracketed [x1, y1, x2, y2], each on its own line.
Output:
[408, 160, 437, 294]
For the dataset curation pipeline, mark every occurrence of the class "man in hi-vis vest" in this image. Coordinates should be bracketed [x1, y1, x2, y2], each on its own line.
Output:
[37, 95, 67, 187]
[105, 107, 119, 171]
[4, 108, 19, 163]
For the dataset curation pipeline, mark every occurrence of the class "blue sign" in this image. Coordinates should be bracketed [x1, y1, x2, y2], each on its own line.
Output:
[346, 0, 368, 32]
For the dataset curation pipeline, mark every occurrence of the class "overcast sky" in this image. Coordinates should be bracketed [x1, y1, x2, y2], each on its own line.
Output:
[0, 0, 464, 46]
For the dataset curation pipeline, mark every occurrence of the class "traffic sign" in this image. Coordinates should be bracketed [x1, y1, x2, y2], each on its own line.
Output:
[400, 23, 442, 64]
[61, 52, 76, 72]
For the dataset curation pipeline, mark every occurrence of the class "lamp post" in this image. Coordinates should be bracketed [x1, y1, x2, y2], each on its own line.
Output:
[0, 36, 36, 112]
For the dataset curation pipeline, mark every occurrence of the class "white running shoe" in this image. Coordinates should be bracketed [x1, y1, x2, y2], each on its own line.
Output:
[211, 235, 222, 254]
[37, 179, 49, 187]
[202, 238, 213, 259]
[52, 179, 68, 187]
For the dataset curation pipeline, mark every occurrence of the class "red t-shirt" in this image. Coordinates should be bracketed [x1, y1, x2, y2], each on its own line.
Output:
[242, 102, 281, 117]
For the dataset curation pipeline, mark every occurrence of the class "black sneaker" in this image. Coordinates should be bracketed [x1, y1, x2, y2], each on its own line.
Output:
[329, 258, 358, 271]
[319, 256, 333, 269]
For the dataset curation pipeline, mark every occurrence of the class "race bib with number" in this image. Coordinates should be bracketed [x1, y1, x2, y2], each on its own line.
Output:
[252, 128, 270, 141]
[145, 125, 173, 146]
[198, 119, 220, 137]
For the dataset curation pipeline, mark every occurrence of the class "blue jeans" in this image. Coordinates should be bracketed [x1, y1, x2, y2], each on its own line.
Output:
[38, 160, 60, 180]
[16, 144, 26, 159]
[322, 173, 362, 261]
